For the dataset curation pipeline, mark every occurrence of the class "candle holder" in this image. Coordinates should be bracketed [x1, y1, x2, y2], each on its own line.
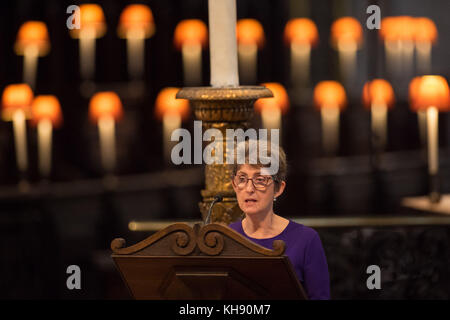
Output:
[176, 86, 272, 224]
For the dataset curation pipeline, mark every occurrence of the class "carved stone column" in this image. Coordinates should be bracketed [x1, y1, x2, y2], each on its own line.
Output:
[176, 86, 272, 224]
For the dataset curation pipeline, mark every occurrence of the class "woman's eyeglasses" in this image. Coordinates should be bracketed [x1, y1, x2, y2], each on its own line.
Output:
[233, 174, 274, 190]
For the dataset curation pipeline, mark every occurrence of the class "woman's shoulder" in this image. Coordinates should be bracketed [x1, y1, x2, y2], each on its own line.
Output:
[286, 219, 320, 242]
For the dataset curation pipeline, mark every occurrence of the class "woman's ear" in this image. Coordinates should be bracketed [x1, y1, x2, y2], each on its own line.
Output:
[231, 177, 237, 193]
[274, 181, 286, 198]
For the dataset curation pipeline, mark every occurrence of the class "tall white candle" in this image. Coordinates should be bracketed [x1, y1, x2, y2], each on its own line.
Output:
[79, 28, 96, 81]
[385, 40, 402, 79]
[261, 108, 281, 132]
[38, 119, 52, 177]
[291, 42, 310, 87]
[98, 115, 116, 173]
[126, 30, 145, 81]
[427, 106, 438, 175]
[371, 102, 388, 151]
[23, 45, 39, 91]
[208, 0, 239, 87]
[12, 109, 28, 173]
[321, 105, 340, 156]
[238, 43, 257, 84]
[416, 42, 431, 75]
[182, 43, 203, 86]
[337, 41, 357, 84]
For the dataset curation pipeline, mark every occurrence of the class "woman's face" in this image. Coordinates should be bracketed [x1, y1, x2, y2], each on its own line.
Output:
[232, 164, 285, 216]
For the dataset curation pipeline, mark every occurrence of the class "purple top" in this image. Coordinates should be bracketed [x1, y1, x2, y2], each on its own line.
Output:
[228, 219, 330, 300]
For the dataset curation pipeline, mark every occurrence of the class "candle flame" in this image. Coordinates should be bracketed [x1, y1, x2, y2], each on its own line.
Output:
[118, 4, 155, 39]
[284, 18, 319, 47]
[236, 19, 265, 48]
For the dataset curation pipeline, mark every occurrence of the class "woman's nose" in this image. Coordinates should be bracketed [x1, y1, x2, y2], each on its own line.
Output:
[245, 179, 255, 192]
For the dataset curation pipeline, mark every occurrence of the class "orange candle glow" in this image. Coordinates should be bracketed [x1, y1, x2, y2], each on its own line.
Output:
[284, 18, 319, 87]
[31, 95, 62, 178]
[331, 17, 363, 84]
[89, 92, 123, 173]
[15, 21, 50, 90]
[363, 79, 395, 152]
[174, 20, 208, 86]
[155, 87, 190, 162]
[236, 19, 265, 84]
[254, 83, 289, 132]
[380, 16, 415, 78]
[314, 81, 347, 156]
[414, 18, 438, 75]
[70, 4, 106, 81]
[1, 84, 34, 173]
[118, 4, 155, 81]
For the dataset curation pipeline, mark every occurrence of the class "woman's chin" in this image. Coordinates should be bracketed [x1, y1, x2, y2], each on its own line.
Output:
[242, 207, 261, 216]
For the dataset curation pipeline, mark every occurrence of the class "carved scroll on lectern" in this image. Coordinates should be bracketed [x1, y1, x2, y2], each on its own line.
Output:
[111, 223, 308, 300]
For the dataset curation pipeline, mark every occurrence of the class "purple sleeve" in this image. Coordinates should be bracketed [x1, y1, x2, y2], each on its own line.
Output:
[303, 232, 330, 300]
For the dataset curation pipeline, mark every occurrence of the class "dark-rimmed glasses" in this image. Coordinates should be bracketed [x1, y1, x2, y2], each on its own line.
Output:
[233, 174, 274, 190]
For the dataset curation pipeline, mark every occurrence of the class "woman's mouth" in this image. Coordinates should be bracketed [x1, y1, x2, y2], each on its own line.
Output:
[244, 199, 257, 204]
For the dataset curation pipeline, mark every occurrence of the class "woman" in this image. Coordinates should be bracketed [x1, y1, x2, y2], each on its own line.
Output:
[228, 140, 330, 300]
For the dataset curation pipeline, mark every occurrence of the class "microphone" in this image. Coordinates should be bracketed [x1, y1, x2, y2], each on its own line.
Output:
[204, 194, 223, 225]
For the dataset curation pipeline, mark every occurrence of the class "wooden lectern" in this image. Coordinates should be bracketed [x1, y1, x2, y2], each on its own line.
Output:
[111, 223, 308, 300]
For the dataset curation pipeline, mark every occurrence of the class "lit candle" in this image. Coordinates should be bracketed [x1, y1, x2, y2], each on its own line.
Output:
[380, 17, 414, 79]
[313, 81, 347, 156]
[1, 84, 34, 174]
[14, 21, 50, 91]
[362, 79, 395, 152]
[413, 18, 437, 75]
[31, 95, 63, 178]
[89, 92, 123, 173]
[412, 76, 449, 176]
[254, 83, 289, 133]
[284, 18, 319, 88]
[174, 19, 208, 86]
[118, 4, 155, 81]
[155, 88, 190, 162]
[331, 17, 363, 85]
[208, 0, 239, 87]
[70, 4, 107, 81]
[236, 19, 265, 85]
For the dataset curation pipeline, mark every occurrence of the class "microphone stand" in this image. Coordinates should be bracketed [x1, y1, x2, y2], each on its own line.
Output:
[204, 194, 223, 225]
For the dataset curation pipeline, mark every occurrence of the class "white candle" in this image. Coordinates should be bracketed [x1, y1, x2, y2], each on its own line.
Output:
[238, 43, 257, 84]
[337, 41, 357, 84]
[79, 28, 96, 81]
[261, 108, 281, 131]
[126, 29, 146, 81]
[23, 45, 39, 91]
[416, 41, 431, 75]
[290, 42, 310, 87]
[321, 105, 340, 156]
[426, 106, 438, 175]
[182, 43, 203, 86]
[208, 0, 239, 87]
[98, 115, 116, 172]
[12, 109, 28, 173]
[401, 40, 414, 78]
[37, 119, 52, 177]
[385, 40, 402, 79]
[371, 102, 388, 152]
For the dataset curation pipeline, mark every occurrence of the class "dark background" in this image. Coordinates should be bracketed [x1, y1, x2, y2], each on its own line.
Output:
[0, 0, 449, 299]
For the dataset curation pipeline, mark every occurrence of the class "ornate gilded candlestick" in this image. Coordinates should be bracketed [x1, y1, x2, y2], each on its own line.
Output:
[176, 86, 272, 224]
